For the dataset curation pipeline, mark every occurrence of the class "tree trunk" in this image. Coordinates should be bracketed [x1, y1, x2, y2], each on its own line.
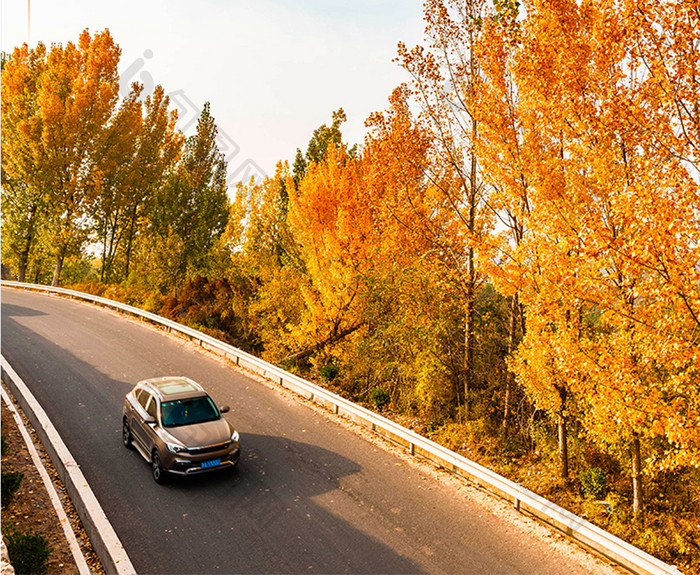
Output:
[631, 434, 643, 515]
[52, 255, 64, 286]
[52, 244, 68, 287]
[100, 223, 108, 282]
[282, 322, 365, 364]
[503, 292, 519, 433]
[558, 413, 569, 480]
[502, 376, 513, 435]
[463, 116, 478, 412]
[18, 233, 30, 281]
[463, 274, 475, 410]
[18, 203, 39, 283]
[124, 202, 139, 278]
[52, 258, 63, 286]
[556, 385, 569, 479]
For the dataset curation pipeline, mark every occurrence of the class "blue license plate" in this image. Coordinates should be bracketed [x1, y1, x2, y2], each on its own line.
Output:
[201, 459, 221, 469]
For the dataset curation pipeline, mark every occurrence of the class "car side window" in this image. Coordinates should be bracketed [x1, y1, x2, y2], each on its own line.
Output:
[135, 389, 149, 409]
[146, 396, 158, 420]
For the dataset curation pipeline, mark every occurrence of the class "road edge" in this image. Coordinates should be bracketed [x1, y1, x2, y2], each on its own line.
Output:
[1, 385, 91, 575]
[1, 356, 135, 575]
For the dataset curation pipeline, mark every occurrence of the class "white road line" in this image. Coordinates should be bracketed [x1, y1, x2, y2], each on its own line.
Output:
[2, 387, 91, 575]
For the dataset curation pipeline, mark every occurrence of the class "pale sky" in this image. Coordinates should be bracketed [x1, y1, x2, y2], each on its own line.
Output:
[1, 0, 425, 188]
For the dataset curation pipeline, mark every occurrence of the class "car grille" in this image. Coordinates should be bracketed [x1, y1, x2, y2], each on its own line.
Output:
[188, 441, 231, 455]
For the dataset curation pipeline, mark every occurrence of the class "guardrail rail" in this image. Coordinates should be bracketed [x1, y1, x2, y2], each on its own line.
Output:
[0, 280, 685, 575]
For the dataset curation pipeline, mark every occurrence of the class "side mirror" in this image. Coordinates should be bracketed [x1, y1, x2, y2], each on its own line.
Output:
[219, 405, 230, 414]
[144, 415, 157, 425]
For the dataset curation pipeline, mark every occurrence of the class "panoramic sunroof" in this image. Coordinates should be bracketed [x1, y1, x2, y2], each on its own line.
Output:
[156, 379, 198, 395]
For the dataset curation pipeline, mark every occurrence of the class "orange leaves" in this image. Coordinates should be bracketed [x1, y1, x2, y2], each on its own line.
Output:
[485, 0, 700, 476]
[2, 29, 125, 283]
[2, 28, 191, 286]
[291, 144, 373, 276]
[364, 85, 436, 260]
[288, 143, 380, 354]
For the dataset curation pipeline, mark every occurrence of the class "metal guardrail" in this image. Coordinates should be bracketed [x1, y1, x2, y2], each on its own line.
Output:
[1, 280, 684, 575]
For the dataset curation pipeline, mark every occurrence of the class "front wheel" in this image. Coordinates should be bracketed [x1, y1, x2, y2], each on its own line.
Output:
[122, 419, 133, 449]
[152, 450, 167, 484]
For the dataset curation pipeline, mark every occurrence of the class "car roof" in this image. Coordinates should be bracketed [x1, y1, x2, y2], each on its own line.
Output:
[137, 376, 208, 401]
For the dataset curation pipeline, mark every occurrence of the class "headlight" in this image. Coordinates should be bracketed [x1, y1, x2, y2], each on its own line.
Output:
[166, 442, 187, 454]
[231, 430, 240, 443]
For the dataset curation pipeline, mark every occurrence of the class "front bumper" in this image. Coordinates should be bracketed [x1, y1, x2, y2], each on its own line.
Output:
[167, 447, 241, 476]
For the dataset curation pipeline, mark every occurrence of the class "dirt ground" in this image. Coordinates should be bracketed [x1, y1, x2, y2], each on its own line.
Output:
[1, 390, 103, 575]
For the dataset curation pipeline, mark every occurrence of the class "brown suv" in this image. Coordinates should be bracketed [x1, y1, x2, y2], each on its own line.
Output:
[122, 376, 241, 483]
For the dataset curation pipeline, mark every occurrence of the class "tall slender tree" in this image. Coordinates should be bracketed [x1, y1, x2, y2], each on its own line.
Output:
[396, 0, 494, 408]
[502, 0, 700, 512]
[39, 30, 122, 285]
[1, 43, 51, 282]
[122, 85, 183, 279]
[92, 85, 143, 281]
[141, 102, 229, 290]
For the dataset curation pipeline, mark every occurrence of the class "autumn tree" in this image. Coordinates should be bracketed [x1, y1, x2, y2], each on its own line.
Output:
[1, 43, 51, 282]
[0, 177, 51, 282]
[94, 85, 183, 282]
[219, 162, 306, 360]
[395, 0, 496, 409]
[473, 0, 530, 435]
[500, 0, 700, 512]
[91, 85, 143, 281]
[41, 30, 122, 285]
[218, 110, 362, 365]
[362, 85, 471, 411]
[1, 31, 185, 287]
[286, 143, 374, 363]
[2, 31, 124, 285]
[135, 102, 228, 292]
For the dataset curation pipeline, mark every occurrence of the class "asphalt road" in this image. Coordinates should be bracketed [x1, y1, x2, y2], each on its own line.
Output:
[1, 287, 598, 574]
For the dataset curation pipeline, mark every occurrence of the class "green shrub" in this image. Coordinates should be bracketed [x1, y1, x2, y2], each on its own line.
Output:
[320, 364, 339, 382]
[368, 388, 391, 411]
[426, 417, 445, 434]
[2, 471, 24, 507]
[4, 523, 53, 575]
[579, 467, 608, 499]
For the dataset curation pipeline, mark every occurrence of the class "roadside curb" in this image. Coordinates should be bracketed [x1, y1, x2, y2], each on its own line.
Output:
[1, 385, 91, 575]
[1, 356, 135, 575]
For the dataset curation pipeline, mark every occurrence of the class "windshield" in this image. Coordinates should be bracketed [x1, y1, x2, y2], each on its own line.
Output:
[161, 396, 220, 427]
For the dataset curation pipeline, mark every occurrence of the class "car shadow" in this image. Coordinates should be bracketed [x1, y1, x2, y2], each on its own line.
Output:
[124, 432, 422, 574]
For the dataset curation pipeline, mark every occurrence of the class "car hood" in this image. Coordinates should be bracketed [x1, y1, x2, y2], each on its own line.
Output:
[162, 418, 233, 448]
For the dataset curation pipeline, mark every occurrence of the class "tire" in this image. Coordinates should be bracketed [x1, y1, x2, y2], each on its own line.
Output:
[122, 418, 133, 449]
[151, 450, 167, 484]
